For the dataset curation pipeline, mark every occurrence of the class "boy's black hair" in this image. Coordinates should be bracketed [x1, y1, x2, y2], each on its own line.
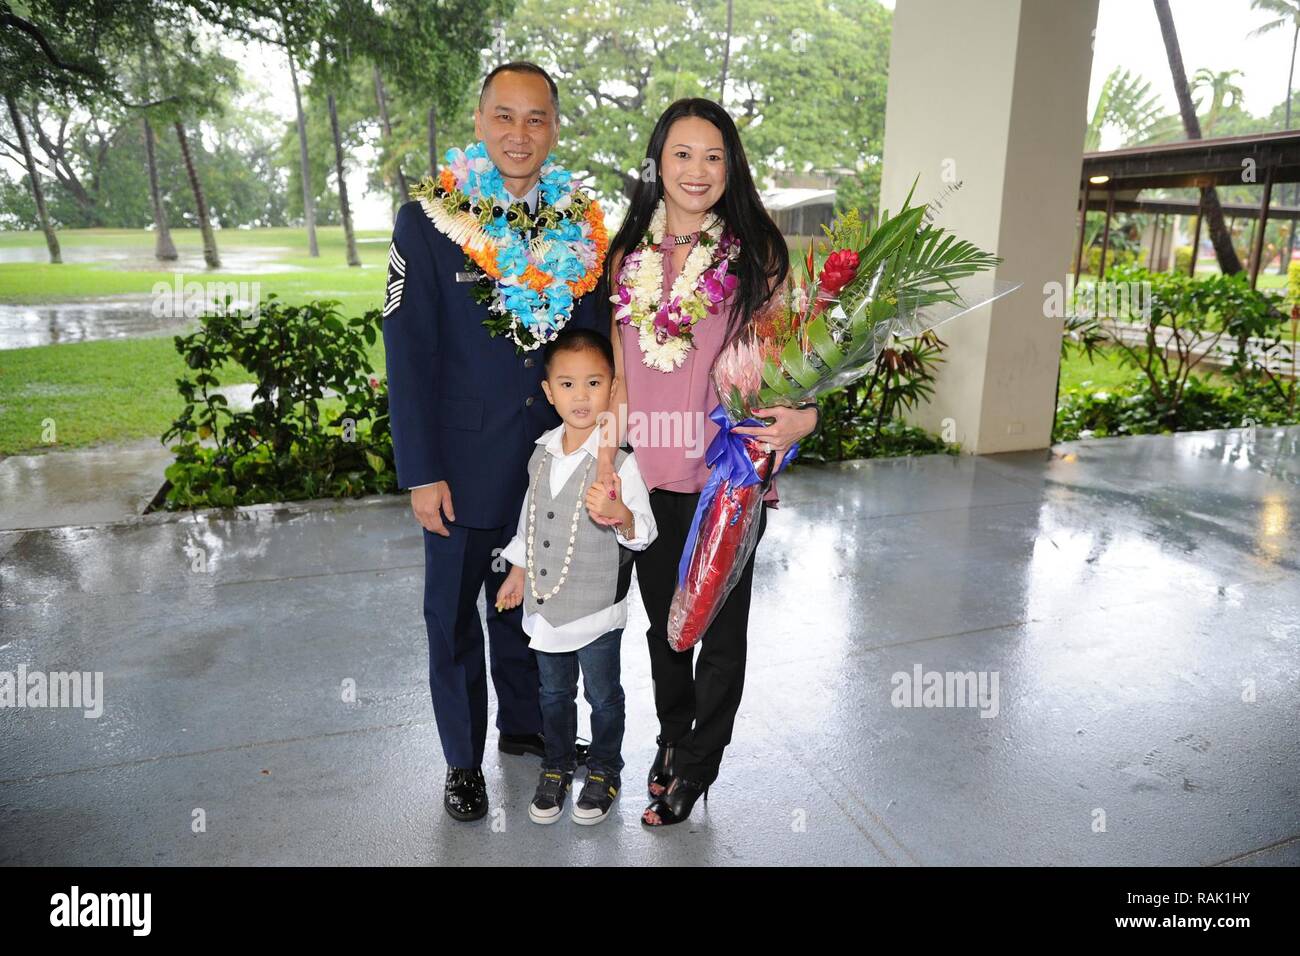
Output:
[541, 326, 615, 378]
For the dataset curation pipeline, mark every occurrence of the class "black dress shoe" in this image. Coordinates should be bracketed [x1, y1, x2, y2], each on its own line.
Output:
[498, 732, 546, 758]
[499, 732, 590, 766]
[444, 766, 488, 822]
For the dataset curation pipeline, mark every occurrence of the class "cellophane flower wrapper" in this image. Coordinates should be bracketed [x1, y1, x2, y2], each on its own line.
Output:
[666, 188, 1020, 652]
[666, 407, 794, 652]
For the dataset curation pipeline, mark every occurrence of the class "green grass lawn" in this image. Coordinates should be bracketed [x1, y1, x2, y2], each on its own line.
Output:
[1057, 341, 1244, 394]
[1057, 345, 1136, 393]
[1, 226, 389, 456]
[0, 225, 392, 312]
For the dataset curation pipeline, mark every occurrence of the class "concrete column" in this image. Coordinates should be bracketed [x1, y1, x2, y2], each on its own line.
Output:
[880, 0, 1098, 453]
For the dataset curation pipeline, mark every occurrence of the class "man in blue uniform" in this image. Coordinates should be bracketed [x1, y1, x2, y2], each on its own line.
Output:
[382, 62, 609, 822]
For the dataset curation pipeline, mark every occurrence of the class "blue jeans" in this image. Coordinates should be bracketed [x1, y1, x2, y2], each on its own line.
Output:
[534, 628, 625, 775]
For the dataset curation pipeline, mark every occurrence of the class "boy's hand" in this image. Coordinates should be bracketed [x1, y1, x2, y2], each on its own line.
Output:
[495, 565, 526, 613]
[586, 472, 632, 525]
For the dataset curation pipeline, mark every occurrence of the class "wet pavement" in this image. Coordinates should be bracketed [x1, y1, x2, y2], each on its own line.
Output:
[0, 427, 1297, 865]
[0, 439, 172, 531]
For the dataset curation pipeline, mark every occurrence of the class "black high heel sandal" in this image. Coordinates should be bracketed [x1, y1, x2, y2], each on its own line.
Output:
[641, 775, 710, 828]
[647, 735, 676, 800]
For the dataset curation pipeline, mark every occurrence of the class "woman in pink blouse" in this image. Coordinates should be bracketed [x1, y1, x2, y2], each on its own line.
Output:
[593, 98, 820, 828]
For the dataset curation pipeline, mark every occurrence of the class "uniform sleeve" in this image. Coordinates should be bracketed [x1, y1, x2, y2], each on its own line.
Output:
[381, 202, 445, 490]
[613, 453, 657, 550]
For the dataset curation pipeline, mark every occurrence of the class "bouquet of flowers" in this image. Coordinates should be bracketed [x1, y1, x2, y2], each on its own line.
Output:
[666, 178, 1020, 651]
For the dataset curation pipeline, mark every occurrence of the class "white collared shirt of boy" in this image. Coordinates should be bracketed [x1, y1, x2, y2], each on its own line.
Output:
[409, 180, 541, 492]
[500, 423, 657, 653]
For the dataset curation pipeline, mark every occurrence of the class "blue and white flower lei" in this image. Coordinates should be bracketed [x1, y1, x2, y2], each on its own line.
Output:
[410, 140, 607, 352]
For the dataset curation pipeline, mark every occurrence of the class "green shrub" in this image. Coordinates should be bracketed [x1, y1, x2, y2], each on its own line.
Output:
[1087, 245, 1139, 275]
[800, 330, 957, 462]
[159, 296, 394, 508]
[1173, 245, 1192, 274]
[1054, 370, 1295, 442]
[1065, 265, 1284, 428]
[1287, 259, 1300, 309]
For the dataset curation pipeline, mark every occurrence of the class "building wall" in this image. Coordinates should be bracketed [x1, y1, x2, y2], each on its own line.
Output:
[880, 0, 1099, 454]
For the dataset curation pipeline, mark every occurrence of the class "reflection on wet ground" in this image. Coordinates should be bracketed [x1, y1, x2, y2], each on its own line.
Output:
[0, 245, 307, 273]
[0, 426, 1296, 865]
[0, 297, 198, 348]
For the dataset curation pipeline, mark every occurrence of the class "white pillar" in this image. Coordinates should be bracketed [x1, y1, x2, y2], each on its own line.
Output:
[880, 0, 1099, 453]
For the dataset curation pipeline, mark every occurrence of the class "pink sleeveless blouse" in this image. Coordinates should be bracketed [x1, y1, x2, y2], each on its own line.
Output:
[618, 234, 780, 506]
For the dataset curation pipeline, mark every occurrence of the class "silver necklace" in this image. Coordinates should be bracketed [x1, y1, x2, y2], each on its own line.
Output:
[525, 452, 593, 604]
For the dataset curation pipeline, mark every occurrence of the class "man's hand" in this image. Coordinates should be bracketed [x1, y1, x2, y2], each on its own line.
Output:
[411, 481, 456, 536]
[586, 471, 632, 527]
[495, 565, 525, 612]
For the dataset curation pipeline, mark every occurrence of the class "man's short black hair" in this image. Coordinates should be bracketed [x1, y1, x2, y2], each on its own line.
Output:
[478, 62, 560, 115]
[542, 326, 615, 378]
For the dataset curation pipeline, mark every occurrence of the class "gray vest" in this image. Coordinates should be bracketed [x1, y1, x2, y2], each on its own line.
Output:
[522, 443, 634, 628]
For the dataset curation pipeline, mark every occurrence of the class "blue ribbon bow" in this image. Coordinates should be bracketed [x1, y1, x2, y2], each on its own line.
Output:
[677, 404, 800, 589]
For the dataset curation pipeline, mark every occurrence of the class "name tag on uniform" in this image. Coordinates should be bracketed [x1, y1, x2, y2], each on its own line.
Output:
[455, 271, 477, 283]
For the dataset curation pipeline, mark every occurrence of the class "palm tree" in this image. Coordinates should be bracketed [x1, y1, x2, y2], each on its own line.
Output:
[286, 39, 320, 258]
[1085, 67, 1168, 151]
[1190, 67, 1245, 136]
[719, 0, 734, 103]
[373, 66, 409, 208]
[279, 4, 320, 258]
[1249, 0, 1300, 273]
[142, 115, 178, 260]
[174, 119, 221, 269]
[3, 93, 60, 263]
[327, 90, 361, 267]
[1153, 0, 1242, 275]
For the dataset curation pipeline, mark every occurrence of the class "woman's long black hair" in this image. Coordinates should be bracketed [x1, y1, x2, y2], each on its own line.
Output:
[602, 98, 789, 351]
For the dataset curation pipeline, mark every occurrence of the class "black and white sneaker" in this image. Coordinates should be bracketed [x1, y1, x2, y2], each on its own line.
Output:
[528, 769, 573, 825]
[572, 770, 620, 825]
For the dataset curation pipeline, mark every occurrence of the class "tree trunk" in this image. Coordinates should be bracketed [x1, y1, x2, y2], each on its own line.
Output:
[142, 115, 177, 260]
[719, 0, 733, 103]
[328, 92, 361, 267]
[174, 120, 220, 268]
[373, 66, 408, 208]
[428, 103, 438, 177]
[6, 93, 61, 264]
[287, 46, 319, 257]
[1153, 0, 1241, 275]
[1280, 21, 1298, 275]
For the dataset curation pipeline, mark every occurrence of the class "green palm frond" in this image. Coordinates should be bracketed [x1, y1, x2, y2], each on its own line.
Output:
[751, 180, 1003, 407]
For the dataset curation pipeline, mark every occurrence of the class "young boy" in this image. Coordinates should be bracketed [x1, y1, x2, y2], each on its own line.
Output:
[495, 327, 657, 825]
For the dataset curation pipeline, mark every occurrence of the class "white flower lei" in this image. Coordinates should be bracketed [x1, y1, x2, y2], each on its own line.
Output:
[613, 199, 734, 373]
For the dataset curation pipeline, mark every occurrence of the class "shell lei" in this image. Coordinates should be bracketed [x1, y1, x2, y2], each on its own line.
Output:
[611, 199, 740, 372]
[410, 140, 608, 353]
[525, 453, 593, 604]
